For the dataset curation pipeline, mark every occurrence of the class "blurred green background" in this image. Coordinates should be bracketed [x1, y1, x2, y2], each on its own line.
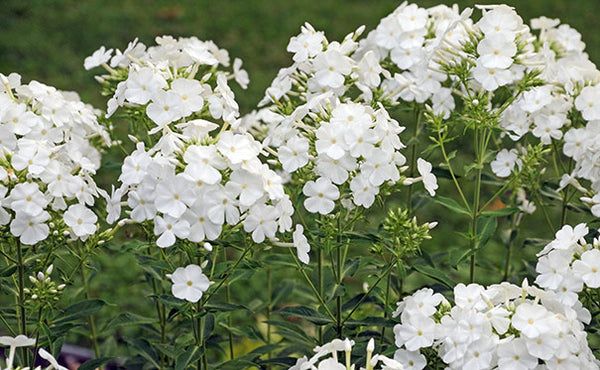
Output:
[1, 0, 599, 357]
[1, 0, 599, 113]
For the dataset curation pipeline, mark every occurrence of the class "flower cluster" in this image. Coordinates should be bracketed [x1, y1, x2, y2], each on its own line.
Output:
[536, 223, 600, 307]
[247, 23, 435, 216]
[89, 37, 293, 247]
[393, 283, 598, 369]
[86, 36, 248, 123]
[0, 73, 110, 245]
[356, 3, 466, 115]
[290, 338, 404, 370]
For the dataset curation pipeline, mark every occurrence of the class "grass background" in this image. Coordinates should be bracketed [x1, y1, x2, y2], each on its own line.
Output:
[1, 0, 599, 113]
[1, 0, 599, 358]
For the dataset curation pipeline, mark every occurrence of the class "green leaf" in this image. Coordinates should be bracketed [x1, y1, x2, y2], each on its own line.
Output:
[278, 306, 332, 325]
[480, 207, 520, 217]
[410, 265, 455, 288]
[205, 302, 249, 313]
[431, 195, 470, 216]
[102, 312, 156, 332]
[345, 316, 394, 328]
[342, 258, 361, 279]
[270, 280, 294, 309]
[54, 299, 105, 325]
[203, 313, 215, 339]
[79, 358, 115, 370]
[127, 339, 160, 368]
[476, 216, 497, 250]
[174, 346, 202, 370]
[0, 265, 17, 277]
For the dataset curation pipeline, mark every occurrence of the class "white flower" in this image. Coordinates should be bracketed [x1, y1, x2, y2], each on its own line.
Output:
[154, 215, 190, 248]
[303, 177, 339, 215]
[64, 204, 98, 240]
[293, 224, 311, 264]
[39, 348, 69, 370]
[491, 149, 521, 178]
[0, 334, 36, 370]
[279, 136, 310, 172]
[84, 46, 113, 70]
[146, 90, 184, 129]
[416, 158, 438, 196]
[170, 264, 211, 303]
[10, 211, 50, 245]
[573, 249, 600, 288]
[243, 204, 278, 243]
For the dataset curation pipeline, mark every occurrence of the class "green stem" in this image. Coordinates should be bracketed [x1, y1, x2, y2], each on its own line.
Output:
[203, 241, 254, 304]
[224, 247, 234, 360]
[469, 128, 485, 284]
[16, 240, 29, 364]
[287, 248, 337, 323]
[533, 191, 555, 233]
[406, 108, 422, 213]
[266, 266, 272, 360]
[503, 215, 518, 281]
[336, 218, 343, 338]
[341, 259, 397, 326]
[380, 270, 392, 345]
[318, 245, 323, 343]
[81, 263, 100, 358]
[437, 130, 471, 213]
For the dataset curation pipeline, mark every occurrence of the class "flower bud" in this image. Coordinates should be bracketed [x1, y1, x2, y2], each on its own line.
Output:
[37, 272, 45, 281]
[204, 242, 213, 252]
[46, 265, 54, 275]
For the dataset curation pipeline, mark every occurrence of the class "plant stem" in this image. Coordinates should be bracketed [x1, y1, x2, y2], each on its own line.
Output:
[288, 248, 336, 323]
[16, 239, 29, 364]
[224, 245, 234, 360]
[380, 270, 392, 345]
[266, 266, 272, 360]
[80, 263, 100, 358]
[318, 245, 323, 343]
[469, 128, 485, 283]
[336, 217, 343, 338]
[341, 259, 397, 326]
[503, 215, 517, 281]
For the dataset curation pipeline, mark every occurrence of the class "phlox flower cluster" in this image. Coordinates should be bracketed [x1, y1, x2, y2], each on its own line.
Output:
[356, 2, 467, 116]
[245, 23, 436, 217]
[90, 37, 293, 247]
[560, 81, 600, 211]
[290, 338, 404, 370]
[536, 223, 600, 309]
[498, 15, 599, 146]
[86, 36, 249, 125]
[393, 283, 598, 369]
[0, 73, 110, 245]
[111, 130, 292, 247]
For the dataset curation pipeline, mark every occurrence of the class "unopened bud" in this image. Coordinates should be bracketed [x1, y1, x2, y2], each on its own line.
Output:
[201, 260, 209, 269]
[367, 338, 375, 352]
[50, 289, 57, 294]
[57, 284, 66, 290]
[31, 294, 38, 300]
[46, 265, 54, 275]
[204, 242, 213, 252]
[37, 272, 45, 281]
[29, 276, 37, 284]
